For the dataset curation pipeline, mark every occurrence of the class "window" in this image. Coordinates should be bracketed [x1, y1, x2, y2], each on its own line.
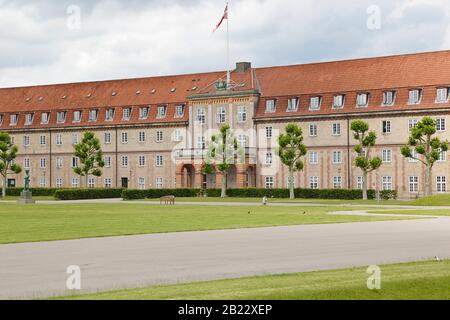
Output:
[10, 136, 14, 145]
[41, 112, 50, 124]
[357, 176, 363, 190]
[196, 108, 206, 125]
[0, 114, 3, 125]
[39, 177, 46, 188]
[39, 135, 46, 146]
[216, 106, 226, 124]
[310, 176, 319, 189]
[10, 114, 18, 126]
[156, 177, 163, 189]
[238, 135, 247, 148]
[88, 178, 96, 188]
[123, 107, 132, 120]
[56, 178, 63, 188]
[383, 91, 396, 106]
[436, 118, 446, 132]
[408, 119, 418, 132]
[24, 158, 30, 169]
[56, 157, 63, 169]
[57, 111, 67, 124]
[40, 158, 47, 169]
[408, 89, 421, 104]
[333, 176, 342, 189]
[173, 129, 183, 142]
[333, 95, 345, 109]
[104, 156, 112, 168]
[25, 113, 34, 125]
[197, 136, 206, 149]
[138, 131, 146, 143]
[175, 105, 185, 118]
[409, 149, 419, 163]
[72, 133, 79, 145]
[104, 178, 112, 189]
[73, 111, 82, 123]
[104, 132, 111, 144]
[156, 131, 163, 143]
[286, 176, 296, 188]
[309, 124, 318, 137]
[333, 151, 342, 164]
[157, 106, 167, 118]
[309, 151, 319, 165]
[156, 155, 163, 167]
[71, 178, 79, 188]
[138, 155, 146, 167]
[139, 107, 149, 119]
[56, 134, 63, 146]
[287, 98, 299, 112]
[382, 149, 392, 163]
[332, 123, 341, 136]
[382, 176, 393, 191]
[138, 178, 146, 190]
[309, 97, 321, 110]
[356, 93, 369, 107]
[382, 120, 391, 134]
[121, 156, 129, 167]
[437, 176, 447, 193]
[409, 176, 419, 193]
[237, 106, 247, 122]
[121, 132, 128, 144]
[436, 88, 449, 103]
[438, 148, 447, 162]
[265, 99, 276, 113]
[23, 135, 30, 147]
[265, 152, 273, 165]
[265, 176, 274, 189]
[72, 157, 79, 168]
[89, 109, 98, 122]
[265, 127, 273, 138]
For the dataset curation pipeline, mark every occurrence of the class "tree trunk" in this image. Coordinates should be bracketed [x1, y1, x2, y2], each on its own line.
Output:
[1, 175, 6, 198]
[362, 171, 368, 200]
[425, 164, 432, 197]
[221, 172, 227, 198]
[86, 175, 89, 189]
[289, 169, 295, 200]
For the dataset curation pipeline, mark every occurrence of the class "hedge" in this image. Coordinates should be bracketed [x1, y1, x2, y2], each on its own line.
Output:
[54, 188, 124, 200]
[122, 188, 398, 200]
[6, 188, 59, 197]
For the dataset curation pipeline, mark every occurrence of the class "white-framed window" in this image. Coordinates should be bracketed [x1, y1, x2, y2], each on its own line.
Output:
[382, 120, 391, 134]
[71, 178, 79, 188]
[71, 110, 81, 123]
[265, 176, 274, 189]
[408, 89, 421, 105]
[332, 123, 341, 136]
[196, 136, 206, 149]
[56, 178, 63, 188]
[139, 107, 149, 119]
[138, 177, 146, 190]
[156, 131, 163, 143]
[237, 106, 247, 122]
[383, 91, 396, 106]
[10, 135, 14, 145]
[287, 98, 299, 112]
[265, 99, 276, 113]
[56, 134, 63, 146]
[89, 109, 98, 122]
[123, 107, 132, 120]
[265, 126, 273, 138]
[40, 158, 47, 169]
[409, 176, 419, 193]
[438, 148, 447, 162]
[25, 113, 34, 125]
[173, 129, 183, 142]
[357, 176, 363, 190]
[382, 149, 392, 163]
[71, 157, 79, 168]
[39, 135, 46, 146]
[138, 155, 146, 167]
[175, 105, 185, 118]
[382, 176, 393, 191]
[56, 157, 63, 169]
[104, 132, 112, 144]
[333, 95, 345, 109]
[39, 177, 46, 188]
[265, 152, 273, 165]
[138, 131, 146, 143]
[356, 93, 369, 107]
[332, 151, 342, 164]
[155, 177, 163, 189]
[437, 176, 447, 193]
[104, 178, 112, 188]
[24, 158, 30, 169]
[309, 124, 318, 137]
[436, 118, 446, 132]
[88, 178, 96, 188]
[238, 135, 247, 148]
[309, 96, 321, 110]
[105, 108, 115, 121]
[216, 106, 226, 124]
[436, 88, 449, 103]
[23, 135, 30, 147]
[156, 155, 163, 167]
[10, 114, 18, 126]
[121, 156, 129, 168]
[157, 106, 167, 118]
[121, 132, 128, 144]
[310, 176, 319, 189]
[409, 149, 419, 162]
[41, 112, 50, 124]
[196, 108, 206, 125]
[333, 176, 342, 189]
[72, 133, 79, 145]
[408, 119, 418, 132]
[286, 176, 296, 188]
[57, 111, 67, 124]
[104, 156, 112, 168]
[309, 151, 319, 165]
[0, 114, 3, 125]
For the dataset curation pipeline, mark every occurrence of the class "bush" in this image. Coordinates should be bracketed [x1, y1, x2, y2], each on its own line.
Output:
[379, 190, 398, 200]
[6, 188, 59, 197]
[54, 188, 123, 200]
[122, 189, 201, 200]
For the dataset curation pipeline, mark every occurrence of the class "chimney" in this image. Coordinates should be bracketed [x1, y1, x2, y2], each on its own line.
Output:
[235, 62, 252, 73]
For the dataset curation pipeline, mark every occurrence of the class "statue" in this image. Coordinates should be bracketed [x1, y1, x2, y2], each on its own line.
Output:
[18, 169, 35, 204]
[24, 169, 30, 192]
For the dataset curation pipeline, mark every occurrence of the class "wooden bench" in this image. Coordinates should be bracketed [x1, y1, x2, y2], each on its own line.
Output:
[160, 196, 176, 205]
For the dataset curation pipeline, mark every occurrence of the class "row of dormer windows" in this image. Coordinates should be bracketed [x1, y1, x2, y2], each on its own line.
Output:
[264, 88, 450, 113]
[0, 105, 185, 126]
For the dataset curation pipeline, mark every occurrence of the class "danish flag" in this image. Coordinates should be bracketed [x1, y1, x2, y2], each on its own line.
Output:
[213, 4, 228, 32]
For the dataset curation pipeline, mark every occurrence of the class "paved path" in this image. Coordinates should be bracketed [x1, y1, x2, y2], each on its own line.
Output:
[0, 211, 449, 300]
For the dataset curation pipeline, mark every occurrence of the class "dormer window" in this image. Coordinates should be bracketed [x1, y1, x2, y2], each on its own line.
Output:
[73, 111, 82, 123]
[41, 112, 50, 124]
[408, 89, 421, 105]
[175, 105, 185, 118]
[265, 99, 276, 113]
[25, 113, 34, 125]
[10, 114, 18, 126]
[89, 109, 98, 122]
[309, 96, 321, 110]
[105, 108, 115, 121]
[436, 88, 449, 103]
[157, 106, 167, 119]
[356, 93, 369, 107]
[139, 106, 149, 120]
[57, 111, 67, 124]
[333, 95, 345, 109]
[383, 91, 396, 106]
[123, 107, 132, 121]
[287, 98, 299, 112]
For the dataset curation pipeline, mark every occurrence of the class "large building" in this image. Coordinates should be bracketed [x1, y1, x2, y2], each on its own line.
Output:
[1, 50, 450, 198]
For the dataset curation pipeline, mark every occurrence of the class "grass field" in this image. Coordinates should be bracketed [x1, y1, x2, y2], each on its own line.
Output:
[0, 196, 55, 201]
[369, 209, 450, 216]
[55, 260, 450, 300]
[0, 203, 416, 244]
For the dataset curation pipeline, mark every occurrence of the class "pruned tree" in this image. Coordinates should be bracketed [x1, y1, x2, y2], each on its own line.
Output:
[73, 131, 105, 188]
[205, 124, 244, 198]
[401, 117, 448, 197]
[351, 120, 382, 200]
[0, 132, 22, 198]
[277, 124, 307, 199]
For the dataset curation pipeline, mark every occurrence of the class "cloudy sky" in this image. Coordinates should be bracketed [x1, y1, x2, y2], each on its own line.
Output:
[1, 0, 450, 88]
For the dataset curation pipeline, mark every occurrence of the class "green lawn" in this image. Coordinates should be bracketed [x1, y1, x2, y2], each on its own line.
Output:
[56, 260, 450, 300]
[369, 209, 450, 216]
[0, 203, 414, 244]
[0, 196, 55, 201]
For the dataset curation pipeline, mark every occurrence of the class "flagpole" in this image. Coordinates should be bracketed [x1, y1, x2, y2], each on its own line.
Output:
[226, 2, 231, 89]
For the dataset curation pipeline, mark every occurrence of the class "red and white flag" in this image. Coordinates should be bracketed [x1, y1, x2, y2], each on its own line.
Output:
[213, 4, 228, 32]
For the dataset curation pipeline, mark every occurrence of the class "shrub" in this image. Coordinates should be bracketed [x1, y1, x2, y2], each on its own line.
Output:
[379, 190, 398, 200]
[54, 188, 123, 200]
[122, 189, 201, 200]
[6, 188, 59, 197]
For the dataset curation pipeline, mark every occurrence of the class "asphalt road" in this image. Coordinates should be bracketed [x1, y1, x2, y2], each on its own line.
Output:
[1, 215, 450, 299]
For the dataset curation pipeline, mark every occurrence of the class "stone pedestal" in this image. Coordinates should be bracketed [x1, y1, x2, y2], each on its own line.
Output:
[17, 191, 36, 204]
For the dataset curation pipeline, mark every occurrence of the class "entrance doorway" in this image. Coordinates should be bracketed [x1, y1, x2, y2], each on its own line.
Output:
[121, 177, 129, 189]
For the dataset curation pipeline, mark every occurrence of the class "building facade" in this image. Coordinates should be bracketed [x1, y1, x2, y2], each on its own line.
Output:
[1, 51, 450, 198]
